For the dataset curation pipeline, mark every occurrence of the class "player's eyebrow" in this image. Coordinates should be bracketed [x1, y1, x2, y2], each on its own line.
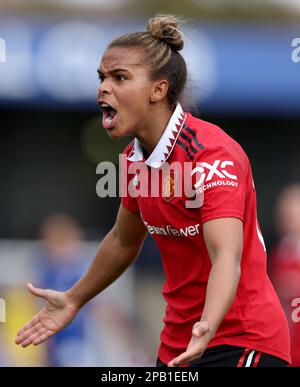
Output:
[97, 68, 130, 76]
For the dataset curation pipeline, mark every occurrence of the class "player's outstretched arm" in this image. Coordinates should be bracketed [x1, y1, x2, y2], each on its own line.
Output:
[16, 205, 146, 347]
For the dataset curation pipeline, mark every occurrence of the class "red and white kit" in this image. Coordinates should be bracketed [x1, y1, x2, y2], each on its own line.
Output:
[121, 103, 291, 365]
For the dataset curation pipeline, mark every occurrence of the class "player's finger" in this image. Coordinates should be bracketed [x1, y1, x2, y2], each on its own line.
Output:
[33, 330, 53, 345]
[15, 322, 43, 344]
[168, 353, 200, 367]
[169, 344, 203, 367]
[168, 351, 191, 367]
[20, 333, 39, 347]
[33, 331, 52, 346]
[27, 283, 48, 299]
[20, 321, 42, 336]
[15, 317, 41, 344]
[20, 326, 48, 347]
[16, 315, 40, 336]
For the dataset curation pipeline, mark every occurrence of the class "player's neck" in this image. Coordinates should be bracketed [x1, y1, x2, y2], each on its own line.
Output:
[135, 104, 173, 155]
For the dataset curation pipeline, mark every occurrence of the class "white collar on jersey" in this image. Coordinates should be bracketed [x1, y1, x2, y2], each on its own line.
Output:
[127, 103, 187, 168]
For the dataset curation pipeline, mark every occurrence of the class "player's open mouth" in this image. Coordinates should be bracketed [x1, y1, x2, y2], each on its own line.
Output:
[100, 102, 118, 130]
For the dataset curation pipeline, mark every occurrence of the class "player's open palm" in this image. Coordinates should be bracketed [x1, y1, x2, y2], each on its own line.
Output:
[15, 282, 79, 347]
[168, 321, 213, 367]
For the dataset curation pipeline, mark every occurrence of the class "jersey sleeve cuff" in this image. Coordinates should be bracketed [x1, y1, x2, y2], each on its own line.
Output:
[201, 211, 244, 224]
[121, 199, 140, 213]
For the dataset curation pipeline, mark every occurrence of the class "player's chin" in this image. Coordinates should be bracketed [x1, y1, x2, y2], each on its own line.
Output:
[105, 125, 127, 139]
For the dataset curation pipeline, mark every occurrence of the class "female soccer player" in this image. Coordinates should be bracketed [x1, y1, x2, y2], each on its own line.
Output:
[15, 15, 290, 367]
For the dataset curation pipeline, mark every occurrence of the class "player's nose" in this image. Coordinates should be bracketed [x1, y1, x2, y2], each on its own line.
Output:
[98, 78, 112, 96]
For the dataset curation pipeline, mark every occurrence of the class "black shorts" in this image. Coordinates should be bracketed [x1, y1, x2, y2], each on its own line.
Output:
[156, 345, 288, 367]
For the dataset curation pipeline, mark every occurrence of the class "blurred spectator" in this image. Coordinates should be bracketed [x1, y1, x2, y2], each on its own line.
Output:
[269, 184, 300, 366]
[35, 214, 90, 366]
[33, 213, 152, 366]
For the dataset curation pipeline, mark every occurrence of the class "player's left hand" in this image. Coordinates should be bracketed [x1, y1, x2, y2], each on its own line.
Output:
[168, 321, 213, 367]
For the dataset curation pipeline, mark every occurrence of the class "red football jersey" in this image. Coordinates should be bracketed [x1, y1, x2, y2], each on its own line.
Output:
[121, 103, 291, 364]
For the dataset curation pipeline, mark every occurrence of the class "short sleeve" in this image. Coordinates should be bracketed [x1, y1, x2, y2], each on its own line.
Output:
[193, 146, 248, 224]
[120, 146, 140, 214]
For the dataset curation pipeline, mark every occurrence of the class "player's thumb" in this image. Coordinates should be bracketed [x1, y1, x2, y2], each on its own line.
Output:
[27, 282, 48, 299]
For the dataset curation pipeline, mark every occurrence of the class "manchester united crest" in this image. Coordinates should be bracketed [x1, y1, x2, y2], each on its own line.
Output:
[162, 172, 175, 202]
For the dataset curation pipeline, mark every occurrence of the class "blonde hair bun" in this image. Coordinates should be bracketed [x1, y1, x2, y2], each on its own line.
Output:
[147, 14, 185, 51]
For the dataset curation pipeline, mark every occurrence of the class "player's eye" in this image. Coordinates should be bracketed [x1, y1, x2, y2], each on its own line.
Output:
[98, 74, 104, 82]
[116, 74, 127, 81]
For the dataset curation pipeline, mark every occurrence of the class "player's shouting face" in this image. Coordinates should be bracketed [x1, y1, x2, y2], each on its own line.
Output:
[97, 46, 163, 139]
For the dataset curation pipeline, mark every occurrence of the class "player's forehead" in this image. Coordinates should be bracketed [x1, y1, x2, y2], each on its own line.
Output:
[99, 46, 146, 74]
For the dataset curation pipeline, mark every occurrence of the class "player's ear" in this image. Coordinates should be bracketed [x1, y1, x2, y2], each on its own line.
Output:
[150, 79, 169, 103]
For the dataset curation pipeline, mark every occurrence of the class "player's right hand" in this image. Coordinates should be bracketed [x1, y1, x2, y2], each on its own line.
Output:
[15, 282, 80, 347]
